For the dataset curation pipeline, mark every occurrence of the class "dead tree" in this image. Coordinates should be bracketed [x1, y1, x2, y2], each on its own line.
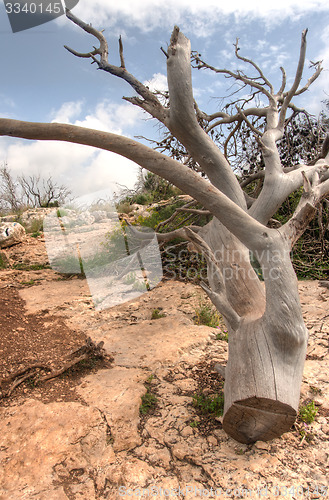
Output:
[0, 162, 20, 212]
[0, 10, 328, 443]
[19, 174, 71, 207]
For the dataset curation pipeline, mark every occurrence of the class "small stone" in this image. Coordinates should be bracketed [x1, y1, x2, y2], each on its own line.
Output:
[181, 426, 194, 437]
[172, 444, 189, 460]
[174, 378, 198, 391]
[254, 441, 270, 451]
[207, 435, 218, 446]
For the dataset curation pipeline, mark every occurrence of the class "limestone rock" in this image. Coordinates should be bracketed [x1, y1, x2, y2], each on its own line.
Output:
[0, 222, 25, 248]
[0, 399, 115, 499]
[91, 210, 108, 222]
[77, 367, 147, 452]
[20, 208, 53, 226]
[98, 320, 213, 369]
[0, 214, 17, 222]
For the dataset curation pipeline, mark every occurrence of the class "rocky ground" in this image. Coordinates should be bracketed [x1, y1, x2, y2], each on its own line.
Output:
[0, 235, 328, 499]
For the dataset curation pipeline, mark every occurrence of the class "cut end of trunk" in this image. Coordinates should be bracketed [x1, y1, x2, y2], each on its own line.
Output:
[223, 397, 296, 444]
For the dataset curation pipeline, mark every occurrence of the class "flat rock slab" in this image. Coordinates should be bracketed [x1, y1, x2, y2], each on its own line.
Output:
[19, 279, 90, 314]
[99, 321, 213, 369]
[77, 367, 147, 452]
[0, 399, 115, 499]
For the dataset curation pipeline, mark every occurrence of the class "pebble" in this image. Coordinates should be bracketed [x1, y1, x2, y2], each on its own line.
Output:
[181, 426, 194, 437]
[172, 444, 188, 460]
[207, 435, 218, 446]
[254, 441, 270, 451]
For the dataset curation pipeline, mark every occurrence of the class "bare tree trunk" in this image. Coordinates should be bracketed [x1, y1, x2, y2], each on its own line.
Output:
[221, 238, 307, 442]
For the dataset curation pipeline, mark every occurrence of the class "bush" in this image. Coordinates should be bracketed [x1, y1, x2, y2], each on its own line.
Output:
[151, 308, 165, 319]
[192, 392, 224, 417]
[299, 400, 318, 424]
[140, 391, 158, 415]
[133, 193, 153, 205]
[194, 301, 221, 328]
[116, 201, 134, 215]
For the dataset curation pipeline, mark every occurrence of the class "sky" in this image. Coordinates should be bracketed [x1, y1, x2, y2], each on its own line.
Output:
[1, 0, 329, 200]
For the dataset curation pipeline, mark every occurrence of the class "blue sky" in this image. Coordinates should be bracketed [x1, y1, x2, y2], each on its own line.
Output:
[1, 0, 329, 198]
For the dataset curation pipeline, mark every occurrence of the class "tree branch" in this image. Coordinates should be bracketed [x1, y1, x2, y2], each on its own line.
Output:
[65, 10, 168, 124]
[166, 27, 246, 206]
[118, 35, 125, 68]
[234, 38, 274, 94]
[278, 29, 308, 128]
[0, 118, 272, 251]
[278, 67, 287, 95]
[280, 165, 329, 246]
[192, 53, 274, 103]
[184, 227, 241, 328]
[176, 207, 212, 215]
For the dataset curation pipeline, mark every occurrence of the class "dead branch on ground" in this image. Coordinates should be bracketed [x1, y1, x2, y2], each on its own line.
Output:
[0, 338, 111, 400]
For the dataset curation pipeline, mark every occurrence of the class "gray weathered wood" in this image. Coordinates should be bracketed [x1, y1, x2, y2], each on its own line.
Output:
[0, 11, 328, 443]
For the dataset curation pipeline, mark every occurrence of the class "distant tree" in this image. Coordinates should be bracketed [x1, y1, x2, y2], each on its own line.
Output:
[18, 174, 71, 208]
[0, 11, 329, 443]
[0, 163, 71, 211]
[0, 162, 20, 212]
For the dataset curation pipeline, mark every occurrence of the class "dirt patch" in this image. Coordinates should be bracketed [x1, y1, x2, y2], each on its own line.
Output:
[0, 284, 111, 406]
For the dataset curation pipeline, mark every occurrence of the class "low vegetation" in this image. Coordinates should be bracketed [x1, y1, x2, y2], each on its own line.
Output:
[0, 251, 8, 269]
[151, 308, 165, 320]
[140, 390, 158, 415]
[194, 301, 221, 328]
[192, 392, 224, 417]
[299, 400, 318, 425]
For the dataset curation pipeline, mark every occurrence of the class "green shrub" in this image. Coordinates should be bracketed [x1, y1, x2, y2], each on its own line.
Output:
[192, 392, 224, 417]
[151, 308, 165, 320]
[194, 301, 221, 328]
[123, 272, 137, 285]
[56, 208, 69, 217]
[12, 262, 50, 271]
[0, 252, 8, 269]
[134, 200, 188, 230]
[116, 201, 134, 214]
[21, 217, 44, 235]
[133, 193, 153, 205]
[189, 420, 200, 428]
[299, 400, 318, 424]
[216, 330, 228, 342]
[20, 279, 35, 286]
[140, 391, 158, 415]
[132, 280, 148, 292]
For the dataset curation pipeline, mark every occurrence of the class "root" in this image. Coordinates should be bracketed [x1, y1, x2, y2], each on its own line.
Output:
[0, 337, 111, 400]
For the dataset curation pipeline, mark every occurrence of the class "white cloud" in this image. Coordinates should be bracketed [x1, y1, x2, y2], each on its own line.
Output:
[71, 100, 144, 134]
[0, 99, 144, 199]
[73, 151, 139, 196]
[66, 0, 329, 35]
[0, 137, 138, 198]
[51, 101, 83, 123]
[144, 73, 168, 93]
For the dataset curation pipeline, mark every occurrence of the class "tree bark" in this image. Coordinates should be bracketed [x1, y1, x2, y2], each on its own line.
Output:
[222, 237, 308, 442]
